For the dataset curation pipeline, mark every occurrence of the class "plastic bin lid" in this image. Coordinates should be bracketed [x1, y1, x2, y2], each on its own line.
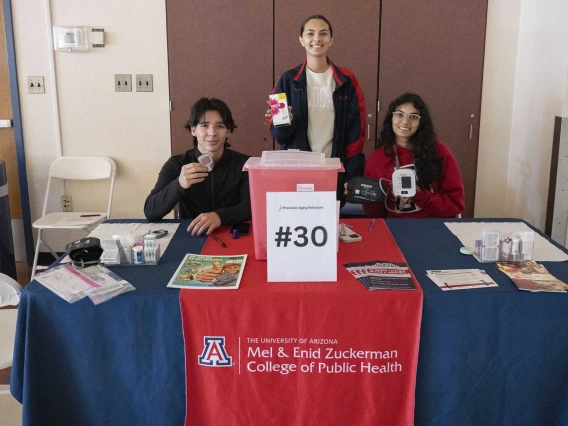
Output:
[243, 150, 343, 170]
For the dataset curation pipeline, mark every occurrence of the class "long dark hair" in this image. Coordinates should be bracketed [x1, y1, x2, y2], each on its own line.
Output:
[379, 93, 443, 188]
[184, 97, 237, 147]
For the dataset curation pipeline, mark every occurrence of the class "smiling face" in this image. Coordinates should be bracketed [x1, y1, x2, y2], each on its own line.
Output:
[392, 103, 420, 147]
[299, 19, 333, 59]
[191, 110, 229, 161]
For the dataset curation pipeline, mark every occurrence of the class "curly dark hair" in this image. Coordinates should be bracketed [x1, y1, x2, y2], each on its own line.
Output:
[184, 97, 237, 148]
[379, 93, 443, 189]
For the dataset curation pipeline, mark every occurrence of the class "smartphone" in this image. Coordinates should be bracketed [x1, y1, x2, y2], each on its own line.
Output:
[198, 153, 214, 172]
[149, 229, 168, 239]
[230, 223, 251, 236]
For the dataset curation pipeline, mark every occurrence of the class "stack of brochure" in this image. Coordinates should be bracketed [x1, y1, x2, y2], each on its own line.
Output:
[344, 261, 415, 290]
[35, 264, 135, 304]
[426, 269, 498, 291]
[496, 261, 568, 292]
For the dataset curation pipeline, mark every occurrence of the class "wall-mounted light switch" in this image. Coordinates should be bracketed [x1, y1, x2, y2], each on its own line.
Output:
[115, 74, 132, 92]
[136, 74, 153, 92]
[27, 76, 45, 94]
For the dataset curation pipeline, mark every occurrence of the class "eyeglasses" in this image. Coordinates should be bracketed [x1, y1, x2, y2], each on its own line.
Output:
[392, 111, 421, 123]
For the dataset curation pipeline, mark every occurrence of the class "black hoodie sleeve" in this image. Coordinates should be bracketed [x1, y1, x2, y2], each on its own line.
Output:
[213, 168, 252, 225]
[144, 157, 185, 222]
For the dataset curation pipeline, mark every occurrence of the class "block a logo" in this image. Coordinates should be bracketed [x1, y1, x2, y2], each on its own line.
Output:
[198, 336, 232, 367]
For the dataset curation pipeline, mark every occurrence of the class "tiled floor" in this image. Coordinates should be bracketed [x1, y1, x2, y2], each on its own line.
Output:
[0, 385, 21, 426]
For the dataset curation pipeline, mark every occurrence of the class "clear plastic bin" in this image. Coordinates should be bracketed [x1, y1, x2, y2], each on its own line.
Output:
[243, 150, 344, 260]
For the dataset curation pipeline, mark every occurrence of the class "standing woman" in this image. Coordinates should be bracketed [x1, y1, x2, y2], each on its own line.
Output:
[364, 93, 464, 218]
[266, 14, 366, 189]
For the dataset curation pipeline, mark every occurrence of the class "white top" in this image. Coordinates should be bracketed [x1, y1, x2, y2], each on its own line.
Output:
[306, 66, 335, 158]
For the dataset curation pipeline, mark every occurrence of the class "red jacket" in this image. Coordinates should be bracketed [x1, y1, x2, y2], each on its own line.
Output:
[363, 141, 464, 218]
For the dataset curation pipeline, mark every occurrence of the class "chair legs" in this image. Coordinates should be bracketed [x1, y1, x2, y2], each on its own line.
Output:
[31, 229, 42, 280]
[31, 230, 59, 280]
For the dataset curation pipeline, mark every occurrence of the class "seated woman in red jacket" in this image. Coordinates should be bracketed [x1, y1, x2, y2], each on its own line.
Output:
[363, 93, 464, 218]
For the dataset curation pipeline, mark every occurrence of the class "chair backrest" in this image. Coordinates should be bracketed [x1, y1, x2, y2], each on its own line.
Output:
[0, 273, 22, 307]
[42, 156, 117, 218]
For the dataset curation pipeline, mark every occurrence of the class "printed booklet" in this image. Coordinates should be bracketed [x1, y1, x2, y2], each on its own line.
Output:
[496, 260, 568, 293]
[344, 260, 415, 290]
[167, 253, 247, 289]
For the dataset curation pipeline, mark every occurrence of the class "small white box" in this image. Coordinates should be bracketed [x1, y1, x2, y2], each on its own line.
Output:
[269, 93, 291, 126]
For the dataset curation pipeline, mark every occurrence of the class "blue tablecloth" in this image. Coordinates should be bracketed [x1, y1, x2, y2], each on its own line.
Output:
[388, 219, 568, 426]
[10, 218, 568, 425]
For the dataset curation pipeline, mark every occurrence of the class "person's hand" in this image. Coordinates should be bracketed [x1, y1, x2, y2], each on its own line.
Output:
[187, 212, 222, 236]
[178, 163, 208, 189]
[196, 261, 223, 282]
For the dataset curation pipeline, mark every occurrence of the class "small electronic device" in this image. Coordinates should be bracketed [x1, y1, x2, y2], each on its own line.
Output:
[198, 153, 214, 172]
[65, 237, 103, 267]
[149, 229, 168, 239]
[339, 230, 362, 243]
[346, 176, 384, 204]
[339, 223, 362, 243]
[230, 223, 251, 237]
[392, 169, 416, 197]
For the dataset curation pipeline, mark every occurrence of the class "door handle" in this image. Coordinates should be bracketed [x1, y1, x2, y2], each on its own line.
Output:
[469, 124, 473, 140]
[0, 119, 13, 128]
[366, 124, 371, 141]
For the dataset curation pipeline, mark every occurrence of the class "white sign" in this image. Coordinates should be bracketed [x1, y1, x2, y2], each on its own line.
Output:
[266, 191, 337, 282]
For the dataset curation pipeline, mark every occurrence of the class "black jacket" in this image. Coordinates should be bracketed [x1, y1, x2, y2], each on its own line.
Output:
[270, 60, 366, 182]
[144, 148, 251, 224]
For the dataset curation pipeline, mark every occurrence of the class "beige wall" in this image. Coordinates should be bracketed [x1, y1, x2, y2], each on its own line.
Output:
[476, 0, 568, 232]
[12, 0, 171, 250]
[9, 0, 568, 254]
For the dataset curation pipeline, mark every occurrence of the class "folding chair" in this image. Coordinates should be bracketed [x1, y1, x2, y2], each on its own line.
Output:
[0, 273, 21, 371]
[31, 156, 117, 279]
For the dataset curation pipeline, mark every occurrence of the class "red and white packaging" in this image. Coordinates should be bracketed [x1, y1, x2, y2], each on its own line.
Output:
[269, 93, 291, 126]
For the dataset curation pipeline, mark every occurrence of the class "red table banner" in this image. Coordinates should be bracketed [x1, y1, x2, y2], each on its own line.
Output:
[180, 219, 423, 425]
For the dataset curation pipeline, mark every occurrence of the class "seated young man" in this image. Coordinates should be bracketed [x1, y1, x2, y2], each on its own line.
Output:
[144, 97, 251, 235]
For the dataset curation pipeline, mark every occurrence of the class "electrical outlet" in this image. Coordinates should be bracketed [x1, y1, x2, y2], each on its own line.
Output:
[61, 195, 72, 212]
[27, 76, 45, 94]
[114, 74, 132, 92]
[136, 74, 153, 92]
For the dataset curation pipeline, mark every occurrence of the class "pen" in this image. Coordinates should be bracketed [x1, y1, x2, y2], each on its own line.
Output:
[80, 214, 101, 217]
[212, 234, 226, 248]
[369, 218, 375, 232]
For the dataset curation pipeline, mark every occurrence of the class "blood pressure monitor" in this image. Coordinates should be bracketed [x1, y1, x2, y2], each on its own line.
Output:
[392, 169, 416, 197]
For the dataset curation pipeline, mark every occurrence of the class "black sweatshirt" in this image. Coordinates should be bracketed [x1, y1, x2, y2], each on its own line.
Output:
[144, 148, 252, 224]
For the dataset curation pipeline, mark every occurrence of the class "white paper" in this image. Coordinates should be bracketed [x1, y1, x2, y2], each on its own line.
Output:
[427, 269, 498, 291]
[266, 192, 337, 282]
[444, 222, 568, 262]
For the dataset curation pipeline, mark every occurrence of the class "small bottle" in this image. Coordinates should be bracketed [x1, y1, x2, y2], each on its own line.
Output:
[133, 246, 143, 264]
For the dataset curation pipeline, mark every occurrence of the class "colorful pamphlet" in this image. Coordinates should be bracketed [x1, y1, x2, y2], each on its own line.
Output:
[496, 260, 568, 292]
[344, 260, 415, 290]
[167, 253, 247, 289]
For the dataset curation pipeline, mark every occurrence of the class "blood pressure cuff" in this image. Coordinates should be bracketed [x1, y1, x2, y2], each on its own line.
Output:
[346, 176, 384, 204]
[65, 237, 103, 265]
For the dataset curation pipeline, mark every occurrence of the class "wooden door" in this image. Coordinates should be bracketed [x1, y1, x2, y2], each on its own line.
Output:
[0, 0, 21, 221]
[274, 3, 381, 157]
[378, 0, 488, 217]
[166, 0, 273, 157]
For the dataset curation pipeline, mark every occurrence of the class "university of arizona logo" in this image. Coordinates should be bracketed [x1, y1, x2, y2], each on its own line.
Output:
[198, 336, 232, 367]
